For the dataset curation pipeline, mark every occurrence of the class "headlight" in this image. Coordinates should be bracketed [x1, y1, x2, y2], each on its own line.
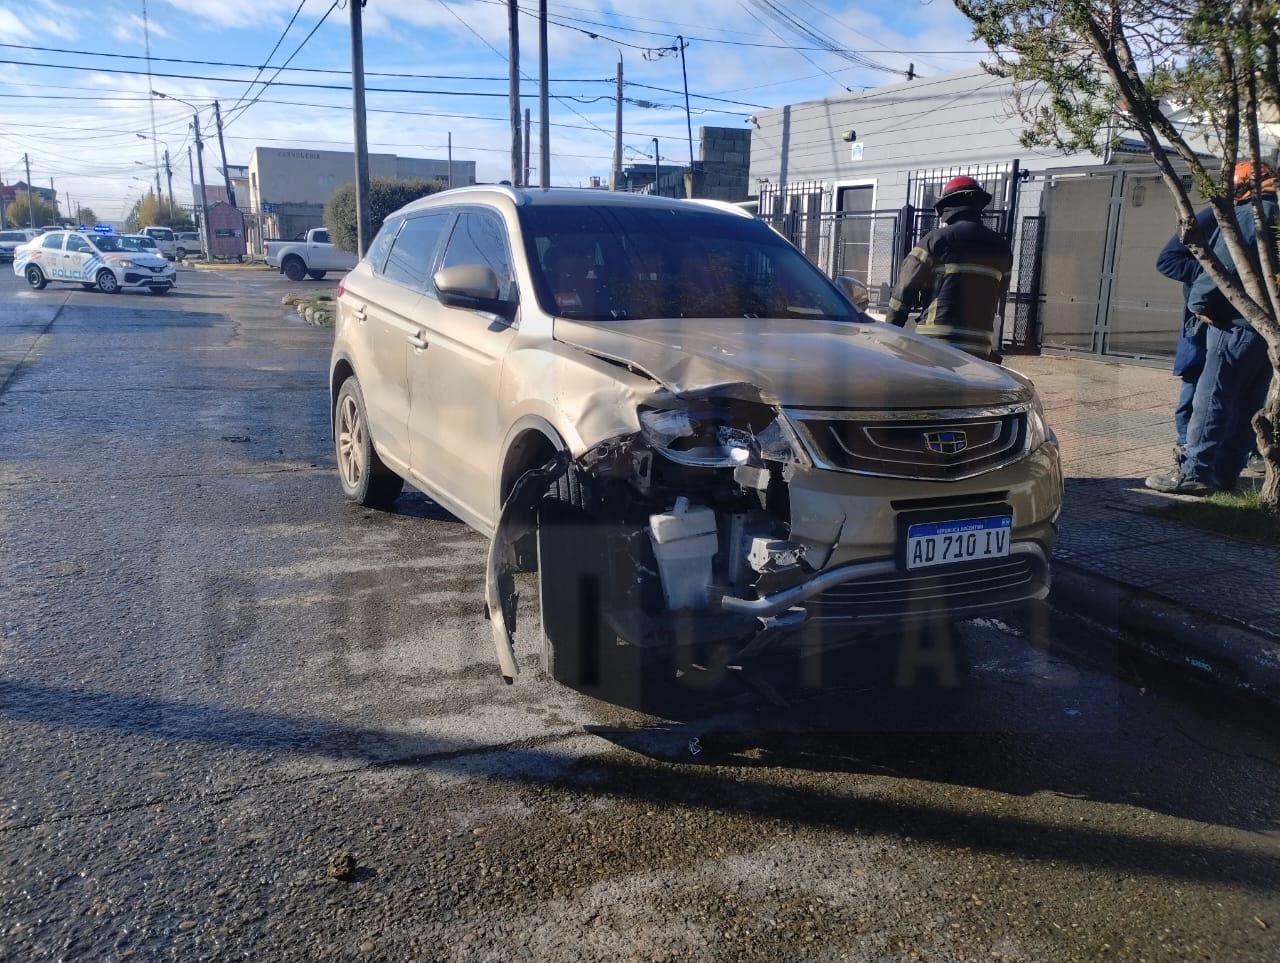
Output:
[639, 405, 804, 468]
[1026, 395, 1050, 451]
[118, 260, 136, 268]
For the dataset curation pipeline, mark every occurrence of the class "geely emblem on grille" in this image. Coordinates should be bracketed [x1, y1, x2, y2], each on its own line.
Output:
[924, 430, 967, 455]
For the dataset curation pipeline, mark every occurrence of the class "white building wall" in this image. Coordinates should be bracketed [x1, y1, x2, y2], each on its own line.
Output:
[749, 70, 1099, 209]
[247, 148, 477, 212]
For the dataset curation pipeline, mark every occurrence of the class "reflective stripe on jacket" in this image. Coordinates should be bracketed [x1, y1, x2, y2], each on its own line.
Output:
[885, 213, 1014, 358]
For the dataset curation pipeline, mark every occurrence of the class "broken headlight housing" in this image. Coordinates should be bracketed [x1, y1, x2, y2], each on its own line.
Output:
[638, 404, 807, 468]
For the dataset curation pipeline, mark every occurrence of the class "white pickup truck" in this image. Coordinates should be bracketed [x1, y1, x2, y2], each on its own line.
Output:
[265, 228, 357, 281]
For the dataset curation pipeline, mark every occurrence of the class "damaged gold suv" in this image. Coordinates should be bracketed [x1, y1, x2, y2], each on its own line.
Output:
[330, 187, 1061, 692]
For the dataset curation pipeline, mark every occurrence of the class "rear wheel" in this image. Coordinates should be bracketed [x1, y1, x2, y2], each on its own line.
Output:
[308, 270, 327, 280]
[282, 256, 306, 282]
[96, 270, 120, 294]
[175, 247, 187, 260]
[334, 377, 404, 508]
[25, 266, 47, 290]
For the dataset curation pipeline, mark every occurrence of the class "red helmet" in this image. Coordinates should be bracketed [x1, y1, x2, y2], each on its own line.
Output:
[1232, 161, 1277, 201]
[935, 175, 992, 211]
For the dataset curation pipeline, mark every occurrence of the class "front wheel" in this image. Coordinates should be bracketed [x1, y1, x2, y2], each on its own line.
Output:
[175, 247, 187, 260]
[282, 256, 306, 282]
[81, 283, 95, 290]
[334, 377, 404, 508]
[25, 266, 47, 290]
[96, 270, 120, 294]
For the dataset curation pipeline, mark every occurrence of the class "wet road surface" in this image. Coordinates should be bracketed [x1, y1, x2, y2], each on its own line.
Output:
[0, 265, 1277, 961]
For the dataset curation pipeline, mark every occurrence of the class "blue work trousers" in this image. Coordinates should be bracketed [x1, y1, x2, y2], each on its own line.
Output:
[1183, 324, 1272, 489]
[1175, 376, 1197, 450]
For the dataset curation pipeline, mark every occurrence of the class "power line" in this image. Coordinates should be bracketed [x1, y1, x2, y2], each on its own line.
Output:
[224, 0, 341, 127]
[224, 0, 309, 118]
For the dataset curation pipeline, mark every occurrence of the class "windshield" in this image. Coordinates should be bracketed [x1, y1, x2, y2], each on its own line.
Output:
[518, 204, 858, 322]
[122, 236, 157, 252]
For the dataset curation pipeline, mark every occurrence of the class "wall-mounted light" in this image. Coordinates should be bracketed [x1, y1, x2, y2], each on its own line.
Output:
[748, 115, 760, 128]
[841, 129, 858, 143]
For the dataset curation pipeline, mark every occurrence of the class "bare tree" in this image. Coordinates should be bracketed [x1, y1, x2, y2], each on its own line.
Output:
[956, 0, 1280, 506]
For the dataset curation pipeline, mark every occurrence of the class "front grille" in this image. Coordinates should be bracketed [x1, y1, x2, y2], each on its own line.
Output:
[803, 555, 1039, 622]
[790, 407, 1028, 480]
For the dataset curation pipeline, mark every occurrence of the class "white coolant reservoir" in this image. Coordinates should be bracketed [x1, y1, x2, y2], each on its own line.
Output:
[647, 497, 719, 610]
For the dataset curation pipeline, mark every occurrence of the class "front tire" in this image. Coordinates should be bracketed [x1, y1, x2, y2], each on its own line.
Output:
[282, 256, 306, 282]
[149, 286, 171, 296]
[334, 377, 404, 508]
[175, 247, 187, 260]
[96, 270, 120, 294]
[25, 266, 47, 290]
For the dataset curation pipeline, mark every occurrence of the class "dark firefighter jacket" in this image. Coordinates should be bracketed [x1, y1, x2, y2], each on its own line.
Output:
[884, 211, 1014, 359]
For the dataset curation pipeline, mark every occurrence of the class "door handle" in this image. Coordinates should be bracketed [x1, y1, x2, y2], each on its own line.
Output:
[353, 305, 367, 324]
[406, 333, 428, 350]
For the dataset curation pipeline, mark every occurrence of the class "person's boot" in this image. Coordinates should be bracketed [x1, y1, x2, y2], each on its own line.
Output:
[1144, 468, 1215, 495]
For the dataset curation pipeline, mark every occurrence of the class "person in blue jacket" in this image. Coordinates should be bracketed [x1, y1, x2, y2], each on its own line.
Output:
[1144, 205, 1216, 485]
[1146, 162, 1276, 495]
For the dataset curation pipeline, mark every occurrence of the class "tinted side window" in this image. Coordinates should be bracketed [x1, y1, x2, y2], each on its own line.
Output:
[313, 230, 329, 244]
[440, 212, 514, 299]
[42, 234, 64, 251]
[65, 235, 89, 253]
[366, 217, 403, 274]
[382, 213, 451, 291]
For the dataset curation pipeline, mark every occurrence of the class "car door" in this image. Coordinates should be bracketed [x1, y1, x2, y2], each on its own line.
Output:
[407, 209, 520, 531]
[345, 212, 452, 471]
[62, 233, 94, 281]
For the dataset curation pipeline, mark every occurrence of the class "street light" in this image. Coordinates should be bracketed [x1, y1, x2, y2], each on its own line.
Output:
[152, 90, 210, 259]
[137, 133, 174, 219]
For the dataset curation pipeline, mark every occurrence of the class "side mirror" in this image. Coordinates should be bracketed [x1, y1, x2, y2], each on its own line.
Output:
[834, 275, 871, 314]
[434, 263, 518, 319]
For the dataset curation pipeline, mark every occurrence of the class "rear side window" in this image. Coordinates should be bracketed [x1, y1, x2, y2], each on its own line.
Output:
[366, 217, 403, 274]
[313, 230, 329, 244]
[65, 235, 89, 253]
[41, 234, 63, 251]
[382, 213, 452, 291]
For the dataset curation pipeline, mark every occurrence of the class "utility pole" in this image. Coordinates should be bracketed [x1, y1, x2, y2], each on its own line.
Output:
[652, 138, 659, 195]
[349, 0, 372, 255]
[447, 132, 453, 188]
[24, 154, 35, 228]
[613, 57, 623, 190]
[213, 101, 236, 208]
[0, 163, 6, 229]
[508, 0, 521, 186]
[538, 0, 549, 189]
[163, 150, 174, 220]
[523, 109, 531, 187]
[51, 178, 57, 221]
[192, 113, 212, 261]
[187, 146, 196, 220]
[678, 35, 695, 195]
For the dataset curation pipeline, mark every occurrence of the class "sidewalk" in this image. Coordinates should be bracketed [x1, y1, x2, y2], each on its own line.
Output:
[1008, 353, 1280, 706]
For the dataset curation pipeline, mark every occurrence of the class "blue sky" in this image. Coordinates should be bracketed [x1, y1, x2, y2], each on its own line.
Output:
[0, 0, 990, 221]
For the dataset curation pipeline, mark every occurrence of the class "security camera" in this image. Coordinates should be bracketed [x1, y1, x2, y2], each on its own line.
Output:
[748, 115, 758, 126]
[841, 129, 858, 142]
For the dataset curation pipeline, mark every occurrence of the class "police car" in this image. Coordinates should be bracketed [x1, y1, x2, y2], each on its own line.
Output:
[14, 229, 177, 294]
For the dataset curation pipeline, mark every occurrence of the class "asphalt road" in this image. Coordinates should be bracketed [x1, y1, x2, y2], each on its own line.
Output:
[0, 262, 1277, 962]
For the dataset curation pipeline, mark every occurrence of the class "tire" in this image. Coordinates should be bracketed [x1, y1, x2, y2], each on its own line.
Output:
[308, 270, 327, 280]
[81, 283, 95, 290]
[25, 266, 47, 290]
[96, 270, 120, 294]
[149, 286, 171, 296]
[537, 475, 670, 706]
[175, 247, 187, 260]
[282, 256, 306, 282]
[334, 377, 404, 508]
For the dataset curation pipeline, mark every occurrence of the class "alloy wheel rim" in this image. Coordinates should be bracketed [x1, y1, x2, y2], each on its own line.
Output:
[338, 395, 364, 487]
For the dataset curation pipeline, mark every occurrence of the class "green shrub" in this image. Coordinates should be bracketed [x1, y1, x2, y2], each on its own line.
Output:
[324, 177, 447, 252]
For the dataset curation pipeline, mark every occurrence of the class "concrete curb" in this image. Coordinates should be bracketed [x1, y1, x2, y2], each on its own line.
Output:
[1051, 563, 1280, 708]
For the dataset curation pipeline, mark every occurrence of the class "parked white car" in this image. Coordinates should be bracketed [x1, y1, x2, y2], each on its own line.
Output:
[0, 228, 39, 262]
[15, 230, 176, 294]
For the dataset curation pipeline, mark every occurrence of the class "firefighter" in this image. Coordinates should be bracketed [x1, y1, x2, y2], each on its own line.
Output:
[885, 175, 1014, 362]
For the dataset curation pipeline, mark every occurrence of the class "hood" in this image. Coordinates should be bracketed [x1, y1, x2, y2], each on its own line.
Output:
[106, 252, 168, 268]
[553, 317, 1031, 410]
